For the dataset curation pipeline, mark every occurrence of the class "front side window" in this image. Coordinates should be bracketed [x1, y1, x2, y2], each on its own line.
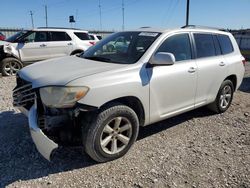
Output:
[23, 31, 49, 42]
[50, 32, 71, 41]
[194, 33, 216, 58]
[82, 31, 161, 64]
[217, 35, 234, 54]
[156, 34, 192, 61]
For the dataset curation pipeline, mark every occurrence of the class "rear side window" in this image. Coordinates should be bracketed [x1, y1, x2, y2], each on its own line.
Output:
[212, 35, 222, 55]
[156, 34, 192, 61]
[217, 35, 234, 54]
[74, 32, 90, 40]
[50, 32, 71, 41]
[89, 35, 95, 40]
[194, 33, 216, 58]
[97, 36, 102, 40]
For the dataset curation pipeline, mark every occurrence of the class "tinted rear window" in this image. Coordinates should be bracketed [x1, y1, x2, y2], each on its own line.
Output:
[217, 35, 234, 54]
[74, 32, 90, 40]
[50, 32, 71, 41]
[194, 34, 216, 58]
[97, 36, 102, 40]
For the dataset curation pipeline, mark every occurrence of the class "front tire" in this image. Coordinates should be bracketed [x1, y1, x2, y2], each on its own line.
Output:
[83, 104, 139, 162]
[1, 57, 23, 76]
[208, 80, 234, 113]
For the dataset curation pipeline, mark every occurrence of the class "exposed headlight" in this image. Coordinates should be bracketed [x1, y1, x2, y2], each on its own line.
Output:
[40, 86, 89, 108]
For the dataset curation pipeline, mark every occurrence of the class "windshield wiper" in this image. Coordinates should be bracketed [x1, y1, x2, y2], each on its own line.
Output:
[84, 56, 111, 62]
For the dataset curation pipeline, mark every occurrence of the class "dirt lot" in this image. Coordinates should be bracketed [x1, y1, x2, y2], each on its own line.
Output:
[0, 64, 249, 188]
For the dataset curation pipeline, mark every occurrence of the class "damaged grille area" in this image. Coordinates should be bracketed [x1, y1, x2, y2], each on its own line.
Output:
[13, 80, 36, 109]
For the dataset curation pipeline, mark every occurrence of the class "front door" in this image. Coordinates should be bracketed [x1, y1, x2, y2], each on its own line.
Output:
[149, 33, 197, 123]
[18, 31, 50, 62]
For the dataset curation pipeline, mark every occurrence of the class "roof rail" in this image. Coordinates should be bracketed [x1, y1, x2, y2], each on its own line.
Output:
[37, 27, 83, 30]
[181, 25, 228, 32]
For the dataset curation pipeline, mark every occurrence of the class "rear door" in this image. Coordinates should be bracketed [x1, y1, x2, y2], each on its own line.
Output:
[47, 31, 73, 58]
[18, 31, 50, 62]
[193, 33, 228, 107]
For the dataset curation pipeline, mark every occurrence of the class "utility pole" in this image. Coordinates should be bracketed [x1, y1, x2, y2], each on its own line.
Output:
[29, 11, 34, 28]
[122, 0, 125, 31]
[45, 5, 48, 27]
[186, 0, 190, 26]
[98, 0, 102, 30]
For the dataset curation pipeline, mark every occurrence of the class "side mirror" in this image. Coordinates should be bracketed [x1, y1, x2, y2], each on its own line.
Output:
[150, 52, 175, 66]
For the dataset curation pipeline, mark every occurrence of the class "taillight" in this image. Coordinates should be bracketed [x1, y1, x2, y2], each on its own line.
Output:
[89, 42, 95, 46]
[242, 59, 246, 66]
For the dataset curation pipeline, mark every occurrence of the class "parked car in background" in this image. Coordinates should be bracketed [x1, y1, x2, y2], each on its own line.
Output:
[0, 27, 94, 76]
[89, 34, 102, 42]
[13, 26, 245, 163]
[0, 32, 6, 41]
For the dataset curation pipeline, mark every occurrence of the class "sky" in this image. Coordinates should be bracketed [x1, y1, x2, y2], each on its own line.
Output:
[1, 0, 250, 31]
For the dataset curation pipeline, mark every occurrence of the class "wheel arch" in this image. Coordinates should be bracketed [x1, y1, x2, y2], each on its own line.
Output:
[99, 96, 145, 127]
[70, 49, 84, 55]
[224, 74, 237, 91]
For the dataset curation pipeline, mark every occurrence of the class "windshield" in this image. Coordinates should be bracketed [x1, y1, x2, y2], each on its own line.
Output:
[82, 31, 161, 64]
[6, 30, 28, 42]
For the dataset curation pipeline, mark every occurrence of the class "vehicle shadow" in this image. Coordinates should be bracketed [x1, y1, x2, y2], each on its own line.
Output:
[0, 106, 215, 187]
[0, 111, 96, 188]
[239, 77, 250, 93]
[138, 107, 214, 140]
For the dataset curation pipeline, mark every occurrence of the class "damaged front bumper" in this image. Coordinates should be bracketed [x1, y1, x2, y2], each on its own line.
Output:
[28, 104, 58, 161]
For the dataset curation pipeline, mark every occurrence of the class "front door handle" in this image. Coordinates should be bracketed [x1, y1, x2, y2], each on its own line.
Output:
[188, 67, 196, 73]
[219, 62, 226, 66]
[67, 43, 73, 45]
[40, 44, 47, 47]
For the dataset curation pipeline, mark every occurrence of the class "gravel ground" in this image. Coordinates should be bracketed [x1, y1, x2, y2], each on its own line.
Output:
[0, 64, 249, 188]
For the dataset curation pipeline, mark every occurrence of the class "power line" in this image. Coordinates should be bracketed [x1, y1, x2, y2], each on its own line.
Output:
[29, 11, 34, 28]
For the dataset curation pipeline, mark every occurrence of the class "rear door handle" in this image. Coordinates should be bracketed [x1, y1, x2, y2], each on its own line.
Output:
[40, 44, 47, 47]
[219, 62, 226, 66]
[67, 43, 73, 45]
[188, 67, 196, 73]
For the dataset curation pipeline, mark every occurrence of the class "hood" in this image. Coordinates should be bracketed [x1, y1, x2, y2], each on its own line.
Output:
[18, 56, 125, 88]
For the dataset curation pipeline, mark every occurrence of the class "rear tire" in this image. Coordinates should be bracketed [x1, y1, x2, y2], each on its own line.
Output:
[1, 57, 23, 76]
[82, 104, 139, 162]
[70, 50, 83, 56]
[208, 80, 234, 113]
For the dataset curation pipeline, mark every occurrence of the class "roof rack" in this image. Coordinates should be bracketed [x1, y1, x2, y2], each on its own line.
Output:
[37, 27, 83, 30]
[181, 25, 228, 32]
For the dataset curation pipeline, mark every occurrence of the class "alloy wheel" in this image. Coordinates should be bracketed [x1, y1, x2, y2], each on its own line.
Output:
[100, 117, 132, 155]
[4, 61, 21, 76]
[219, 85, 232, 109]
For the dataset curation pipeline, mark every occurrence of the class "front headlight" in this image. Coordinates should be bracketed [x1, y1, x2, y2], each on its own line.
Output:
[40, 86, 89, 108]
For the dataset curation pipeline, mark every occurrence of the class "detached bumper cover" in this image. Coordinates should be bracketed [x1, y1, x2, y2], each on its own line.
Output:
[28, 105, 58, 161]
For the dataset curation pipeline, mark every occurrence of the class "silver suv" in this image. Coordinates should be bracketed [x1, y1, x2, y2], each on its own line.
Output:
[13, 26, 245, 162]
[0, 27, 94, 76]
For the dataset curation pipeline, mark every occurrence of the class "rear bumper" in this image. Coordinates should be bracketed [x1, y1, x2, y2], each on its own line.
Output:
[28, 104, 58, 161]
